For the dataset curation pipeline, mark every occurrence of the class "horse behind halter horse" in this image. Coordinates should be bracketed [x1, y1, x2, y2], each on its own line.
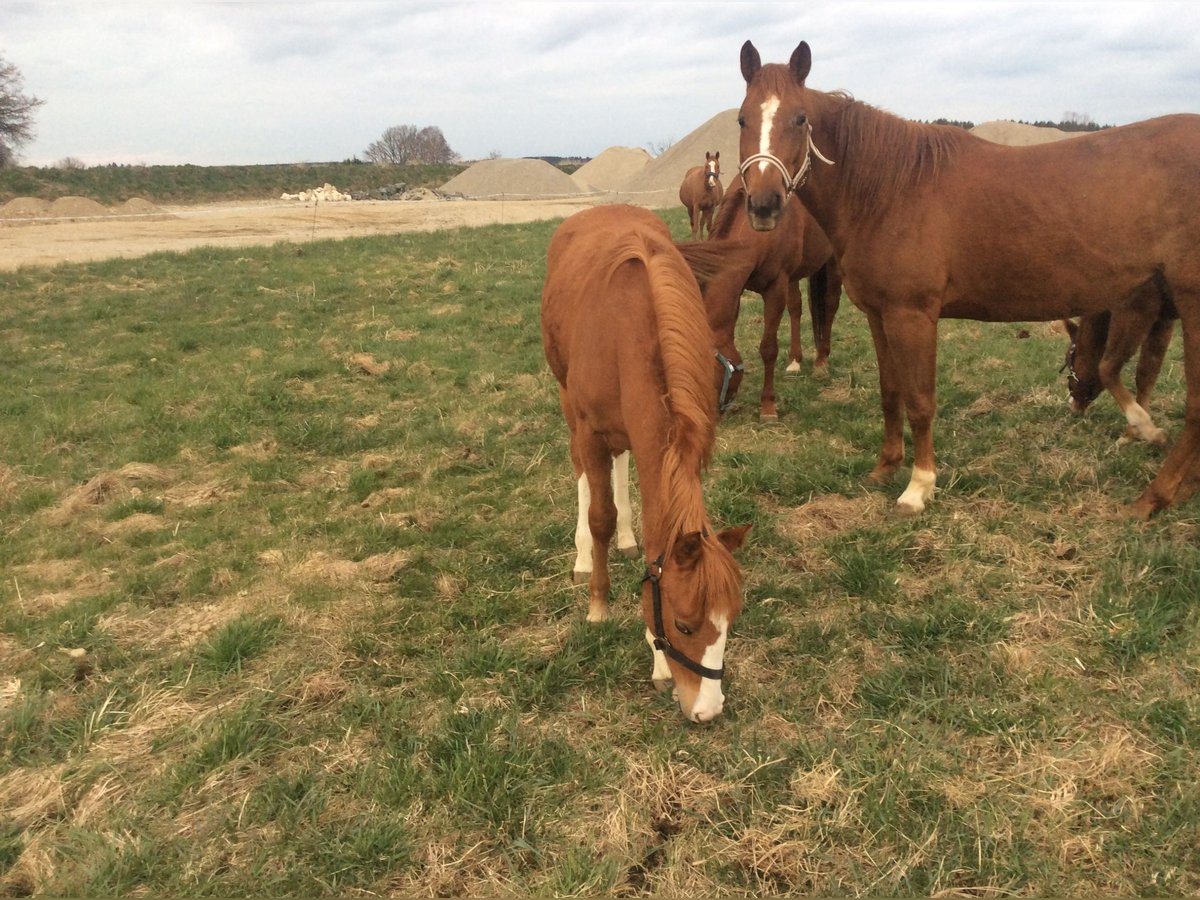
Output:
[541, 204, 751, 722]
[1061, 297, 1177, 446]
[737, 38, 1200, 518]
[679, 151, 724, 239]
[703, 173, 843, 420]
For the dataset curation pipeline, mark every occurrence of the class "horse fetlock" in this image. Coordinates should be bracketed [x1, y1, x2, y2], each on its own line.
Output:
[895, 468, 936, 515]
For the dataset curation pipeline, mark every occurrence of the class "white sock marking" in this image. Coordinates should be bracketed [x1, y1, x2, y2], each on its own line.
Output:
[897, 466, 936, 513]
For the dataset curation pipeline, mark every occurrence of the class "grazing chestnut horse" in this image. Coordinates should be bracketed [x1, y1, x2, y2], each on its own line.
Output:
[679, 151, 724, 239]
[703, 173, 843, 420]
[1062, 299, 1177, 445]
[541, 204, 751, 722]
[737, 39, 1200, 518]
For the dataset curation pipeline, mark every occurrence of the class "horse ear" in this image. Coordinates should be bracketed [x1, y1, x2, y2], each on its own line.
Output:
[740, 40, 762, 83]
[713, 151, 719, 160]
[672, 531, 705, 569]
[790, 41, 812, 85]
[717, 523, 752, 552]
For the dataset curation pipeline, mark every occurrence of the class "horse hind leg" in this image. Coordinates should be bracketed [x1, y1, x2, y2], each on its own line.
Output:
[571, 437, 619, 620]
[1129, 290, 1200, 518]
[1105, 301, 1170, 447]
[612, 450, 639, 558]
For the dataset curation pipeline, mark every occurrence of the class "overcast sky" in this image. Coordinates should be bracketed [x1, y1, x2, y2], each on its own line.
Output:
[6, 1, 1199, 167]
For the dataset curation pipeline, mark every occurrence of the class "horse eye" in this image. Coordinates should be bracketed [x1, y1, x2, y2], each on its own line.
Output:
[674, 619, 694, 636]
[737, 116, 746, 129]
[794, 114, 808, 127]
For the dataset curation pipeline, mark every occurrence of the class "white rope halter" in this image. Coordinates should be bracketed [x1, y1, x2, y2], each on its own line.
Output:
[738, 126, 834, 195]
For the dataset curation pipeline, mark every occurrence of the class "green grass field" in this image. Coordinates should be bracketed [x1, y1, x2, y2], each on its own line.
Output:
[2, 207, 1198, 896]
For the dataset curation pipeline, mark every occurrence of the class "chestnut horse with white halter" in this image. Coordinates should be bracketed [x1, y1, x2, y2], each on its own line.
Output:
[679, 151, 724, 239]
[703, 172, 843, 420]
[1062, 299, 1177, 446]
[737, 39, 1200, 518]
[541, 204, 750, 722]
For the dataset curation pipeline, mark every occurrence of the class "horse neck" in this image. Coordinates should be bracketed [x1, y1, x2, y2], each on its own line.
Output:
[802, 88, 967, 240]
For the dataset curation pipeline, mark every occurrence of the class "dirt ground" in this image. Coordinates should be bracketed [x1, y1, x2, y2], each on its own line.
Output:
[0, 197, 610, 271]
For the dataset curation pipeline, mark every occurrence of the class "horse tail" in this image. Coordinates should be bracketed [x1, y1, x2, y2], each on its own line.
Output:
[808, 261, 830, 348]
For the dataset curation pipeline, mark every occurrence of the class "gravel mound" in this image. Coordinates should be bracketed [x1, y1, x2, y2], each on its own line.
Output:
[570, 146, 651, 192]
[440, 158, 585, 199]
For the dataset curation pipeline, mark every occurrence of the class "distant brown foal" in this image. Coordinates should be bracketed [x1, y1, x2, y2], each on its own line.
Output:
[541, 204, 750, 722]
[737, 39, 1200, 518]
[679, 151, 724, 239]
[703, 174, 842, 420]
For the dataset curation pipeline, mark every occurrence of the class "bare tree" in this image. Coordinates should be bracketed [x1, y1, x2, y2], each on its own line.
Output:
[364, 124, 456, 165]
[0, 55, 44, 168]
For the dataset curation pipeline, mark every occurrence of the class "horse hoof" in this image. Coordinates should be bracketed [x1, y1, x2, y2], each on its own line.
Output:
[785, 361, 802, 375]
[586, 609, 610, 623]
[894, 499, 924, 518]
[812, 362, 830, 380]
[759, 412, 780, 424]
[618, 544, 640, 560]
[572, 570, 589, 586]
[652, 677, 673, 693]
[1150, 429, 1169, 448]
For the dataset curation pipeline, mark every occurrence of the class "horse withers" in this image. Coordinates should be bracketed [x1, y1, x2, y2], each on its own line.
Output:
[702, 173, 842, 420]
[541, 204, 751, 722]
[679, 151, 724, 239]
[736, 38, 1200, 518]
[1062, 297, 1177, 446]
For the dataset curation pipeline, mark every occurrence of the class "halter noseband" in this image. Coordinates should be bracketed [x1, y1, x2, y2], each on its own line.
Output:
[643, 554, 725, 682]
[738, 125, 834, 196]
[715, 349, 744, 413]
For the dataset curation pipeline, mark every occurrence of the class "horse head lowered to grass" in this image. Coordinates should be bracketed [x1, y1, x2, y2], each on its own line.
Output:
[737, 39, 1200, 518]
[541, 204, 751, 722]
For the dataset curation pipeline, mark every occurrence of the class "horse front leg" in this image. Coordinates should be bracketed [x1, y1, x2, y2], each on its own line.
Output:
[882, 307, 940, 516]
[783, 278, 804, 375]
[759, 281, 787, 420]
[1118, 316, 1175, 447]
[864, 308, 906, 487]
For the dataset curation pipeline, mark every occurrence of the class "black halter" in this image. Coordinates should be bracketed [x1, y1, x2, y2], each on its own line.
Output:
[642, 555, 725, 681]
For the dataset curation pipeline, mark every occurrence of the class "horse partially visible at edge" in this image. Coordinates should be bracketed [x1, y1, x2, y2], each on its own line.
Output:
[736, 38, 1200, 518]
[679, 151, 724, 239]
[1061, 298, 1178, 446]
[703, 173, 843, 420]
[541, 204, 751, 723]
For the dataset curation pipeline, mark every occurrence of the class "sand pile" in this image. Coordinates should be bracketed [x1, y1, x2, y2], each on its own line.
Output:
[48, 196, 112, 219]
[570, 146, 651, 192]
[970, 120, 1081, 146]
[440, 158, 585, 200]
[1, 195, 172, 224]
[0, 197, 51, 220]
[620, 109, 740, 202]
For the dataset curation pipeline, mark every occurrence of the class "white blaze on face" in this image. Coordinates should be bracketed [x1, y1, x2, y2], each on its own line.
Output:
[690, 614, 728, 723]
[757, 96, 781, 174]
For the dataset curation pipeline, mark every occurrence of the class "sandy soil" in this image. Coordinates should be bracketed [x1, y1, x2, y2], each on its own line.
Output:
[0, 197, 608, 271]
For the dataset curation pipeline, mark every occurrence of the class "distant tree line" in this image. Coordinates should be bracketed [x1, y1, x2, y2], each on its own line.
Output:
[363, 125, 457, 165]
[925, 112, 1110, 133]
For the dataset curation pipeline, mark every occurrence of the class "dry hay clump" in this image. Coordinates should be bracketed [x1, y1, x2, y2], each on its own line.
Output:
[970, 120, 1083, 146]
[570, 146, 651, 191]
[439, 158, 585, 199]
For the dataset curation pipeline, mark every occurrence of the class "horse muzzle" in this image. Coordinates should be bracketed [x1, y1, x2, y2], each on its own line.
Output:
[745, 191, 784, 231]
